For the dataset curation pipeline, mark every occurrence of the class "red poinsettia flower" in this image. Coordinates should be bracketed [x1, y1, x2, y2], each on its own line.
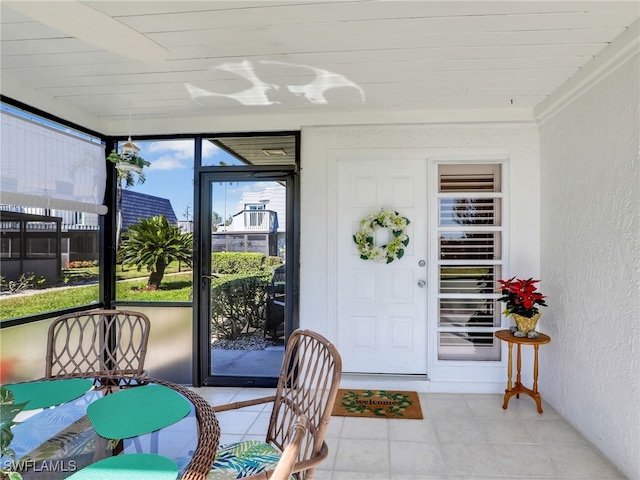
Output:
[498, 277, 547, 318]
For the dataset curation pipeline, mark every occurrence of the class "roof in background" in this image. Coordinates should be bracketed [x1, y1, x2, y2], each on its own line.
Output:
[121, 189, 178, 231]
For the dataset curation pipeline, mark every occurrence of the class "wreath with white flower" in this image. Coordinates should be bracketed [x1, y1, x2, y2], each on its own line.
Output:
[353, 209, 410, 264]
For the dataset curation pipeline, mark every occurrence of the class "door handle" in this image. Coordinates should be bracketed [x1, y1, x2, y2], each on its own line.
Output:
[201, 274, 219, 287]
[417, 279, 426, 288]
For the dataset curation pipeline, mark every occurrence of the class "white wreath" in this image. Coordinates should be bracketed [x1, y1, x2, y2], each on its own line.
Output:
[353, 209, 410, 264]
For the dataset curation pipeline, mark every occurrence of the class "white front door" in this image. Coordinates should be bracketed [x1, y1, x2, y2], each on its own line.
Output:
[335, 156, 428, 374]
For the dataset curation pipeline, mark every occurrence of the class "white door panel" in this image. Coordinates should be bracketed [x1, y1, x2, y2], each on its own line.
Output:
[336, 157, 428, 374]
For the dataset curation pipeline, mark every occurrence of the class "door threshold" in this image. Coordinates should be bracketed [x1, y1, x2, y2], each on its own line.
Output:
[342, 373, 429, 382]
[340, 373, 429, 392]
[339, 373, 504, 393]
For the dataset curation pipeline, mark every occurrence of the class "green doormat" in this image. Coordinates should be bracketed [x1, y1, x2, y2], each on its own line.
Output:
[331, 389, 423, 419]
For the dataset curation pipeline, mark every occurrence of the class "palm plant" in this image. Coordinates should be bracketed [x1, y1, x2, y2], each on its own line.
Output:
[119, 215, 193, 290]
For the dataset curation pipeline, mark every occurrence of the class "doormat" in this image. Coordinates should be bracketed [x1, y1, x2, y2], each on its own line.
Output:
[331, 389, 423, 419]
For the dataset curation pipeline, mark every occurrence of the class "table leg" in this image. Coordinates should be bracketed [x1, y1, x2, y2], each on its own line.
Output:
[516, 343, 522, 398]
[502, 341, 513, 409]
[533, 345, 540, 393]
[533, 344, 544, 413]
[498, 332, 548, 414]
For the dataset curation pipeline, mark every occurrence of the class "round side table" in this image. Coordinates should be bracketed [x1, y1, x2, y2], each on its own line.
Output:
[495, 329, 551, 413]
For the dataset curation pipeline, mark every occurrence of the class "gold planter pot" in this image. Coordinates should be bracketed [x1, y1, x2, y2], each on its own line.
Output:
[512, 312, 542, 335]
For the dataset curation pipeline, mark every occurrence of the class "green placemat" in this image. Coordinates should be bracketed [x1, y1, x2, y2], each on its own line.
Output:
[66, 453, 179, 480]
[5, 378, 93, 410]
[87, 384, 191, 439]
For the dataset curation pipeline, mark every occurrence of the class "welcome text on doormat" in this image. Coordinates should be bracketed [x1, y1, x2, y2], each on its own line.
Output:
[331, 389, 423, 419]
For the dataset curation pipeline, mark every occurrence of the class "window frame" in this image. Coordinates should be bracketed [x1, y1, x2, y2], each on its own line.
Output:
[429, 158, 509, 367]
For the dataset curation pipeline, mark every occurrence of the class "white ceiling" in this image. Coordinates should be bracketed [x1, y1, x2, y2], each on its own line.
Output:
[1, 1, 638, 136]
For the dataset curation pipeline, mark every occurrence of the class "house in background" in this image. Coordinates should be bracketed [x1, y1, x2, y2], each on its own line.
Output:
[0, 205, 99, 281]
[0, 209, 63, 282]
[0, 190, 178, 281]
[213, 184, 285, 258]
[178, 220, 194, 234]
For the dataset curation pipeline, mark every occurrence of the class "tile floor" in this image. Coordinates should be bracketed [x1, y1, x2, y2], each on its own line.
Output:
[190, 386, 626, 480]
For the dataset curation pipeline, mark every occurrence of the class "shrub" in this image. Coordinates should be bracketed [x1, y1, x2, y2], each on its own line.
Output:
[210, 272, 272, 340]
[0, 272, 45, 294]
[211, 252, 267, 274]
[265, 256, 284, 270]
[209, 253, 284, 340]
[66, 260, 98, 269]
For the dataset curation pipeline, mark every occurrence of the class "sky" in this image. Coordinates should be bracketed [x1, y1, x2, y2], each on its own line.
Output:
[125, 140, 243, 220]
[130, 139, 269, 222]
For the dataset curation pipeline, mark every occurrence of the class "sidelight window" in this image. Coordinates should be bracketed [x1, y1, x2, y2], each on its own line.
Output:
[436, 164, 504, 361]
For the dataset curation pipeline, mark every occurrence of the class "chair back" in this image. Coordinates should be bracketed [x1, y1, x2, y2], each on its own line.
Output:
[45, 309, 150, 382]
[266, 329, 342, 479]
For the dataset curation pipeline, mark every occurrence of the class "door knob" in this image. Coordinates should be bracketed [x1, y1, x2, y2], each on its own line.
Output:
[417, 279, 426, 288]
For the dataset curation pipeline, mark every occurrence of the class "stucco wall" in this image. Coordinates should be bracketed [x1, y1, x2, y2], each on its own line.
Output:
[539, 53, 640, 479]
[299, 123, 540, 386]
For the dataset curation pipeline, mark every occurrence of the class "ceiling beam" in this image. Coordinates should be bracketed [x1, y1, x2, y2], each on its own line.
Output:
[4, 1, 169, 64]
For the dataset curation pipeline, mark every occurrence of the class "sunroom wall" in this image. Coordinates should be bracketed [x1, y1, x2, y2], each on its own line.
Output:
[299, 123, 540, 389]
[539, 52, 640, 479]
[0, 306, 192, 385]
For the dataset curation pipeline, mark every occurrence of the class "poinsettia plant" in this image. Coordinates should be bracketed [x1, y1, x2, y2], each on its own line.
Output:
[498, 277, 547, 318]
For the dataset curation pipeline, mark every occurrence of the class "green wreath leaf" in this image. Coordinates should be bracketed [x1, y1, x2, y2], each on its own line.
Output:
[353, 209, 411, 264]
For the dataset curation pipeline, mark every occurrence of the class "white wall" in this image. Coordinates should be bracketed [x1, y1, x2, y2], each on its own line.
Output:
[539, 53, 640, 479]
[299, 123, 540, 388]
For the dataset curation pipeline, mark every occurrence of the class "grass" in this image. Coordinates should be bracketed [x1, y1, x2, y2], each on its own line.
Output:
[116, 274, 193, 302]
[0, 273, 193, 321]
[0, 285, 101, 319]
[63, 263, 191, 283]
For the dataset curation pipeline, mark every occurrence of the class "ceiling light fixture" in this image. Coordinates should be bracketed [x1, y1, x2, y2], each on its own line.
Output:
[262, 149, 287, 156]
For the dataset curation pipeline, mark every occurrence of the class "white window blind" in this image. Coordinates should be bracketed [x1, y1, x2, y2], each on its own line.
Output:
[0, 110, 108, 215]
[436, 164, 504, 361]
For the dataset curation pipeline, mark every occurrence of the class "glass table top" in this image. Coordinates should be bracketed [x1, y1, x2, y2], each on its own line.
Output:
[2, 381, 198, 480]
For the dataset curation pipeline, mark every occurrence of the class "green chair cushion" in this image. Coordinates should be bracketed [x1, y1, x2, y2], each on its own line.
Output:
[5, 378, 93, 410]
[207, 440, 294, 480]
[66, 453, 179, 480]
[87, 384, 191, 439]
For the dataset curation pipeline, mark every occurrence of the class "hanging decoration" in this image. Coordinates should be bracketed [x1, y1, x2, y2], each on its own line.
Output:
[108, 137, 150, 173]
[353, 209, 410, 264]
[107, 109, 150, 173]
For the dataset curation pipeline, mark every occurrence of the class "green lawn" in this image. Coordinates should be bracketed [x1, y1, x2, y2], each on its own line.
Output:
[0, 273, 193, 321]
[116, 274, 193, 301]
[63, 263, 191, 283]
